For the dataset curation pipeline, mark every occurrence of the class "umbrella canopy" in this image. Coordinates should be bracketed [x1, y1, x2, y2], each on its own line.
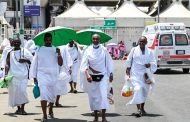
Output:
[76, 29, 112, 45]
[33, 26, 76, 46]
[106, 42, 118, 47]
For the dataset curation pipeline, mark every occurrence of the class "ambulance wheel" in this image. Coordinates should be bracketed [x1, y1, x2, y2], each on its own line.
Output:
[182, 68, 189, 74]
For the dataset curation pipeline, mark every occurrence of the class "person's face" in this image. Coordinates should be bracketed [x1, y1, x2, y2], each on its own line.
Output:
[138, 37, 147, 48]
[69, 41, 74, 47]
[92, 36, 100, 45]
[13, 39, 21, 48]
[44, 37, 52, 47]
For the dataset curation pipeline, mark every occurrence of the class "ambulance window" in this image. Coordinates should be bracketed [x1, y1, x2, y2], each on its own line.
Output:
[160, 34, 173, 46]
[175, 34, 188, 45]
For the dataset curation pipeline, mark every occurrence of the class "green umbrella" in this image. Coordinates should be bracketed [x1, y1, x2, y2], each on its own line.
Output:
[33, 26, 76, 46]
[0, 75, 13, 88]
[76, 29, 112, 45]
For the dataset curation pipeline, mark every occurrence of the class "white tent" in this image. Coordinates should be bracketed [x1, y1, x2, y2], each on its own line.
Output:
[104, 0, 155, 52]
[160, 1, 190, 18]
[55, 1, 101, 29]
[107, 0, 154, 27]
[56, 1, 99, 18]
[159, 1, 190, 27]
[109, 0, 151, 18]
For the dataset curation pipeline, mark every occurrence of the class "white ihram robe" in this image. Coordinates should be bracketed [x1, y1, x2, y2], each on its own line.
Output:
[0, 46, 13, 69]
[126, 46, 157, 105]
[30, 46, 59, 103]
[8, 48, 33, 107]
[66, 46, 81, 82]
[55, 46, 72, 95]
[80, 45, 114, 111]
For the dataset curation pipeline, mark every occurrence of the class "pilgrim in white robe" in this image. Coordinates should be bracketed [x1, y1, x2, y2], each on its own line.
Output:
[126, 46, 157, 105]
[8, 48, 33, 107]
[80, 45, 114, 111]
[24, 39, 36, 54]
[30, 46, 59, 103]
[66, 45, 81, 82]
[0, 46, 13, 69]
[55, 46, 73, 95]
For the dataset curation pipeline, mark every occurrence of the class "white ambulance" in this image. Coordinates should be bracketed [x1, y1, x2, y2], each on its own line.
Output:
[142, 23, 190, 73]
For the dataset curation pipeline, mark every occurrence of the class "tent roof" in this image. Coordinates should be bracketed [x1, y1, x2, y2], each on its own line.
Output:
[108, 1, 150, 18]
[56, 1, 99, 18]
[0, 16, 10, 25]
[160, 2, 190, 18]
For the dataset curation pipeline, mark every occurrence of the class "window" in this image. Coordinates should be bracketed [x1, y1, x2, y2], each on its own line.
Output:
[159, 34, 173, 46]
[175, 34, 188, 45]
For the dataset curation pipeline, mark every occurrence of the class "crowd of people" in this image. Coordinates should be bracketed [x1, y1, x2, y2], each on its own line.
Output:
[107, 41, 127, 60]
[0, 33, 157, 122]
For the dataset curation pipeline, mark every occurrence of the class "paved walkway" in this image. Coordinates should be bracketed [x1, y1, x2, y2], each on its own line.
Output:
[0, 83, 115, 122]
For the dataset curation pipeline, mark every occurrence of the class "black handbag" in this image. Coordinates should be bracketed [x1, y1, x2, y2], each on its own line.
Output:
[90, 74, 104, 82]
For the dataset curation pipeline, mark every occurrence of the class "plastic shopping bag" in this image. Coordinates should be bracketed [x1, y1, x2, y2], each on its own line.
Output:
[121, 75, 134, 97]
[144, 68, 155, 84]
[0, 75, 13, 88]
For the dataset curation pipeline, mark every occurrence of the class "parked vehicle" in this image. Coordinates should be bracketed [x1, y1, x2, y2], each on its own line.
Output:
[142, 23, 190, 73]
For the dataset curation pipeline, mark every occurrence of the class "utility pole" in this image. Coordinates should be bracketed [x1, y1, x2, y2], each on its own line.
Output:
[20, 0, 24, 46]
[157, 0, 160, 23]
[15, 0, 19, 32]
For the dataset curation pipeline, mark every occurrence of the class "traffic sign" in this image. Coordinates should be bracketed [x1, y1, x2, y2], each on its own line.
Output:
[104, 19, 116, 27]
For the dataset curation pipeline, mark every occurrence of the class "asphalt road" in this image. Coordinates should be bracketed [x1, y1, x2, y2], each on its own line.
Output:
[111, 60, 190, 122]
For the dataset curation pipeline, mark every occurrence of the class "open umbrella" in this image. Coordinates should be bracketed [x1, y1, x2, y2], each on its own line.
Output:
[0, 75, 13, 88]
[33, 26, 76, 46]
[106, 42, 118, 47]
[76, 29, 112, 45]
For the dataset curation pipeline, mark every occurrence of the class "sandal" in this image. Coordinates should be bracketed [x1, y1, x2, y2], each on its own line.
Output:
[135, 110, 142, 117]
[73, 89, 78, 94]
[41, 117, 48, 122]
[14, 109, 21, 115]
[55, 103, 63, 107]
[21, 110, 28, 115]
[141, 110, 147, 115]
[69, 89, 74, 93]
[48, 112, 54, 119]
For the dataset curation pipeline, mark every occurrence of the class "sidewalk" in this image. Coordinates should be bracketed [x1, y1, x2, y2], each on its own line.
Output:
[0, 84, 115, 122]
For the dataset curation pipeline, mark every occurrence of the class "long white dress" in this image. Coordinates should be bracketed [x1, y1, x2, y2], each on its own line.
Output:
[55, 46, 73, 95]
[66, 46, 81, 82]
[80, 45, 114, 111]
[8, 48, 33, 107]
[30, 46, 59, 103]
[126, 46, 157, 105]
